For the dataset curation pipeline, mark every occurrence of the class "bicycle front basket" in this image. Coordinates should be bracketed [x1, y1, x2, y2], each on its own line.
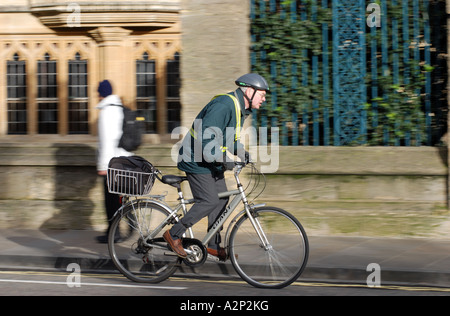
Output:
[107, 156, 156, 196]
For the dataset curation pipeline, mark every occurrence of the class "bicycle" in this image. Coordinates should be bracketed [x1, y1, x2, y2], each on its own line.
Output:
[106, 159, 309, 289]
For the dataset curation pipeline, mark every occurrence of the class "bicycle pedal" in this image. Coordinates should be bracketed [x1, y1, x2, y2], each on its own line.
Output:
[206, 254, 220, 262]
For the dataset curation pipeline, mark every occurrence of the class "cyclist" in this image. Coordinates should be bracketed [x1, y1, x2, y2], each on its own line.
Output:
[163, 73, 269, 259]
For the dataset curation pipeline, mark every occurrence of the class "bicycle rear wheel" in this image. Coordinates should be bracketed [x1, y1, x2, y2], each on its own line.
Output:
[108, 199, 180, 283]
[229, 207, 308, 289]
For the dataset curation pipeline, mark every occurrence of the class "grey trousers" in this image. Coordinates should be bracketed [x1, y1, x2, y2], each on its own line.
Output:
[169, 171, 229, 250]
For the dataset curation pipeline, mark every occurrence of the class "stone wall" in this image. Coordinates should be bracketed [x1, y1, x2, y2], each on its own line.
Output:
[259, 146, 449, 238]
[0, 143, 180, 230]
[1, 143, 449, 239]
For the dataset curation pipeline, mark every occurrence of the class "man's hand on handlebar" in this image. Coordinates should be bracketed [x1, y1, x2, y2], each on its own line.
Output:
[222, 161, 235, 171]
[218, 150, 252, 171]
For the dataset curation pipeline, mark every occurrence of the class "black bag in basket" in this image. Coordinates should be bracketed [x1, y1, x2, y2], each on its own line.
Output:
[108, 156, 155, 196]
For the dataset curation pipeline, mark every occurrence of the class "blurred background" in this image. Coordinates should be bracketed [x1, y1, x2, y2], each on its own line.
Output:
[0, 0, 448, 240]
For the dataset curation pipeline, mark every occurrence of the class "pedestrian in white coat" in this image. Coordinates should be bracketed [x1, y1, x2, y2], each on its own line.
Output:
[96, 80, 133, 243]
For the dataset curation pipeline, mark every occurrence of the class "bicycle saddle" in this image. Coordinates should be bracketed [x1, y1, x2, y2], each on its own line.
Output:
[161, 175, 188, 188]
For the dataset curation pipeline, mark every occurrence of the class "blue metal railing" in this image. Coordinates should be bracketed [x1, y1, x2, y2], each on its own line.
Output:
[250, 0, 434, 146]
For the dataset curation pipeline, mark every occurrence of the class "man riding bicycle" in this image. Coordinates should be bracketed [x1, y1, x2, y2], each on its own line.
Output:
[163, 73, 269, 260]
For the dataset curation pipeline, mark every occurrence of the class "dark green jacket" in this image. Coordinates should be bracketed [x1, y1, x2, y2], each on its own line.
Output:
[178, 89, 249, 174]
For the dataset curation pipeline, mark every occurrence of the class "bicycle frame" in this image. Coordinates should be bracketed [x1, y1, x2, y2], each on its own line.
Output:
[121, 164, 269, 254]
[180, 164, 269, 251]
[202, 166, 261, 247]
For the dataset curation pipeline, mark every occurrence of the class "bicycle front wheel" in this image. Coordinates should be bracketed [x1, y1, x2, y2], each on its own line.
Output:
[108, 199, 180, 283]
[229, 207, 309, 289]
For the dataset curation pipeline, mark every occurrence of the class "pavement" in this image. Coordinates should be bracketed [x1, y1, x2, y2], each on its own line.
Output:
[1, 229, 450, 288]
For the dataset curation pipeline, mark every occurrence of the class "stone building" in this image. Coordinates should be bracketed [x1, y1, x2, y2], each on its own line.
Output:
[0, 0, 182, 140]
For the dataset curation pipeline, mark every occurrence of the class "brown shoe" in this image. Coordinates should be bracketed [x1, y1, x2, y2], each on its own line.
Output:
[207, 247, 227, 262]
[163, 230, 187, 258]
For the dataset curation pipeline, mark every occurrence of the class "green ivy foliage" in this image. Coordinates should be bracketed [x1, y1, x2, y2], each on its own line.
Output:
[251, 0, 434, 146]
[251, 0, 332, 120]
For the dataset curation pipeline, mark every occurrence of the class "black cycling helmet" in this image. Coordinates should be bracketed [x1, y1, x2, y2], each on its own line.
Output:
[235, 73, 269, 111]
[235, 73, 270, 91]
